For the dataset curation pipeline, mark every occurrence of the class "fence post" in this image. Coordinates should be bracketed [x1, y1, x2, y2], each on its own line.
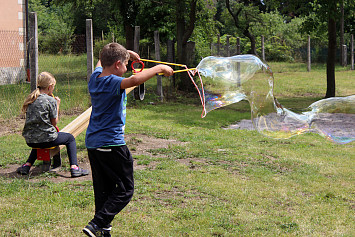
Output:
[133, 26, 144, 100]
[217, 34, 220, 56]
[86, 19, 93, 82]
[236, 36, 241, 86]
[133, 26, 140, 54]
[226, 35, 230, 57]
[307, 35, 311, 72]
[167, 39, 175, 88]
[342, 45, 347, 67]
[261, 35, 265, 61]
[236, 37, 240, 55]
[29, 12, 38, 92]
[351, 34, 354, 70]
[154, 31, 163, 101]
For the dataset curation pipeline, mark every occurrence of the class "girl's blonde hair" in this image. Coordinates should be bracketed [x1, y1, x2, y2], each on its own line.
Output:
[22, 72, 56, 113]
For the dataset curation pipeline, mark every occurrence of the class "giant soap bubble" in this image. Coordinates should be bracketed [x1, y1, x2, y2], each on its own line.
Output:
[192, 55, 355, 144]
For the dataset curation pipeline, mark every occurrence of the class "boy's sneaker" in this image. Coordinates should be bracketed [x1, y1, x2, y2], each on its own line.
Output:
[102, 227, 112, 237]
[70, 167, 89, 178]
[16, 164, 31, 175]
[83, 222, 111, 237]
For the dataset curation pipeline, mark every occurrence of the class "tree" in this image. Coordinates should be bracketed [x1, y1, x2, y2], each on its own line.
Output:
[225, 0, 263, 55]
[30, 0, 75, 54]
[268, 0, 344, 98]
[175, 0, 198, 90]
[115, 0, 139, 50]
[302, 0, 340, 98]
[325, 0, 337, 98]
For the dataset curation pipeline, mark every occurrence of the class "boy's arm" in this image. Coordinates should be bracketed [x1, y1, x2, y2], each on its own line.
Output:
[120, 65, 173, 89]
[95, 60, 102, 68]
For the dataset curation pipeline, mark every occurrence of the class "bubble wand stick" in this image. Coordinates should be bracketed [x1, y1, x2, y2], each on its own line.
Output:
[131, 59, 197, 75]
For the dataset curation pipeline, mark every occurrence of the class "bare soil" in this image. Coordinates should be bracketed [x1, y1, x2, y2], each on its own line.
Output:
[0, 116, 186, 183]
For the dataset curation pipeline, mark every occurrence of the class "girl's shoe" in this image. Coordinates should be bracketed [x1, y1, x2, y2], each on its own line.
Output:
[70, 167, 89, 178]
[16, 164, 31, 175]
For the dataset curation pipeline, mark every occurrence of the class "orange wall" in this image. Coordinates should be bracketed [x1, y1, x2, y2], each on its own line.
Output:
[0, 0, 24, 31]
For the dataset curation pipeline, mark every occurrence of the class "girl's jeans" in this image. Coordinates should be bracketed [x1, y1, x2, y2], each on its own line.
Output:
[26, 132, 78, 166]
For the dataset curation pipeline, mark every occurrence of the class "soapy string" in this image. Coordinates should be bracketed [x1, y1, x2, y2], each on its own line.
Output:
[134, 59, 206, 118]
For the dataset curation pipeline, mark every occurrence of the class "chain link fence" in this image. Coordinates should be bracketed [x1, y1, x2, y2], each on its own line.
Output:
[0, 30, 89, 120]
[0, 30, 26, 85]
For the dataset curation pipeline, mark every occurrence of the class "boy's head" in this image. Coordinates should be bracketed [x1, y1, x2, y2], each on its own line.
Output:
[100, 43, 130, 68]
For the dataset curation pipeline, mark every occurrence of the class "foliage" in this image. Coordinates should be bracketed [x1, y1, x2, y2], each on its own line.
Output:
[190, 0, 218, 59]
[29, 0, 75, 54]
[135, 0, 176, 41]
[93, 33, 127, 60]
[252, 11, 306, 61]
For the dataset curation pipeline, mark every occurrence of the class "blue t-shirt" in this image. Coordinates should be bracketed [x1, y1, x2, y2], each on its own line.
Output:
[85, 67, 127, 148]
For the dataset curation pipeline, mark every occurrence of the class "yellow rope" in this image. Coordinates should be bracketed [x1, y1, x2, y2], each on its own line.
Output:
[157, 68, 197, 75]
[140, 58, 186, 67]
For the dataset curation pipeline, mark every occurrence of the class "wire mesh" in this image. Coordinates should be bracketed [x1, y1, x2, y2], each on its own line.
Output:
[0, 30, 89, 120]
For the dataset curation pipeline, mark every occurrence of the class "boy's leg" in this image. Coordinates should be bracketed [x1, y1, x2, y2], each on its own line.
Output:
[87, 149, 113, 213]
[87, 145, 134, 228]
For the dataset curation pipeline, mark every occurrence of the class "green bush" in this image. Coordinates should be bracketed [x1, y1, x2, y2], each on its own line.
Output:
[29, 0, 75, 54]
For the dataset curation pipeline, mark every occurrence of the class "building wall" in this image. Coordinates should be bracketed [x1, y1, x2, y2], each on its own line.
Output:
[0, 0, 26, 85]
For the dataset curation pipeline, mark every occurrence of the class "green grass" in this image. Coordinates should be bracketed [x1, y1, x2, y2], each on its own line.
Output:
[38, 53, 87, 76]
[0, 61, 354, 236]
[0, 54, 90, 119]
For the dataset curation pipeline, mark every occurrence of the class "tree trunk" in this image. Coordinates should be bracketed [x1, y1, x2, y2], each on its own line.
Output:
[125, 25, 134, 50]
[176, 0, 185, 65]
[226, 0, 257, 55]
[340, 0, 344, 66]
[176, 0, 197, 91]
[243, 28, 257, 55]
[326, 14, 336, 98]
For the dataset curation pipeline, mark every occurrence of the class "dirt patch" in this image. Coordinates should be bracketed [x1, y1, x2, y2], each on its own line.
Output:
[0, 134, 186, 183]
[0, 116, 24, 136]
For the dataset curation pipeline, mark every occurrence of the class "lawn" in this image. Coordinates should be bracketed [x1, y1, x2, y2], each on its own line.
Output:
[0, 60, 354, 236]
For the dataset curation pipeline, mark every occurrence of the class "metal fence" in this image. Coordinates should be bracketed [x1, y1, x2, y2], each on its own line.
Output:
[0, 29, 89, 120]
[0, 30, 26, 85]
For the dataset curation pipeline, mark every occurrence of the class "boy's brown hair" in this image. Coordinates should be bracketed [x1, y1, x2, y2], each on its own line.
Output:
[100, 43, 130, 68]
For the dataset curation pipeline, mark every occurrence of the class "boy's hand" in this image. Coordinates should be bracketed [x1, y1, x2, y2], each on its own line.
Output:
[128, 50, 140, 61]
[159, 65, 174, 77]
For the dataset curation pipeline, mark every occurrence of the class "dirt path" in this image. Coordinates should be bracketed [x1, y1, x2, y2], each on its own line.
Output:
[0, 132, 185, 183]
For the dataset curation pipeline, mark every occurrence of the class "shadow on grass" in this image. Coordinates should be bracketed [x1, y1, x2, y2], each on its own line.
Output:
[0, 164, 72, 180]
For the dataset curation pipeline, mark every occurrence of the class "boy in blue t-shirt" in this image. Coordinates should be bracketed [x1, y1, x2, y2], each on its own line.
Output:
[83, 43, 173, 237]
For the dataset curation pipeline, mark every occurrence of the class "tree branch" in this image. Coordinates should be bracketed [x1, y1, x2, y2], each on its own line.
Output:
[182, 0, 197, 44]
[226, 0, 242, 28]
